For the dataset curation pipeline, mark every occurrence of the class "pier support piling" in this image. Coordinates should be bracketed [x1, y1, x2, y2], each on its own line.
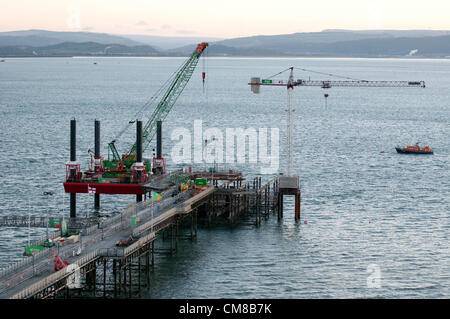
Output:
[94, 119, 101, 209]
[278, 175, 301, 221]
[156, 120, 162, 159]
[136, 120, 143, 203]
[70, 118, 77, 218]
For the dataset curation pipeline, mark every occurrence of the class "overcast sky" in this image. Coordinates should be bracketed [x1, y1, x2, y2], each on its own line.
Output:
[1, 0, 450, 38]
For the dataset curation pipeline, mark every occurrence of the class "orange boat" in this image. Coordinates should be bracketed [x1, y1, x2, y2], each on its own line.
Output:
[395, 143, 433, 154]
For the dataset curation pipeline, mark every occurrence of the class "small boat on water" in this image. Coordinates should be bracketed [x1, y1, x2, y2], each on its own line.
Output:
[395, 143, 433, 154]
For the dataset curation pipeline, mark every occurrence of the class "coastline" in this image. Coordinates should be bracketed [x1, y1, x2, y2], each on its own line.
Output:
[1, 55, 449, 59]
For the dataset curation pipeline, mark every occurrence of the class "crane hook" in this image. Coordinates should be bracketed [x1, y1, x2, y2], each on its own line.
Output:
[202, 71, 206, 92]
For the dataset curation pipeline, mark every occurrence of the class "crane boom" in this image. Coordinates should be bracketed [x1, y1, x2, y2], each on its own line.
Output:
[126, 42, 208, 158]
[106, 42, 208, 168]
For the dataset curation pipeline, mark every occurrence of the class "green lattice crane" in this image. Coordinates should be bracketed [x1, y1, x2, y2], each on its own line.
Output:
[105, 42, 208, 170]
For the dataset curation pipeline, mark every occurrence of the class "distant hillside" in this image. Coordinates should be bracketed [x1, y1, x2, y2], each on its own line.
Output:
[323, 29, 450, 37]
[215, 30, 450, 49]
[214, 31, 390, 49]
[0, 29, 141, 47]
[167, 43, 286, 57]
[1, 29, 450, 58]
[205, 30, 450, 57]
[120, 34, 224, 50]
[317, 35, 450, 57]
[0, 42, 160, 57]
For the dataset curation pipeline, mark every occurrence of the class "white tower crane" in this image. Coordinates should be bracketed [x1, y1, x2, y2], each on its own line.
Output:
[249, 66, 425, 221]
[250, 67, 425, 177]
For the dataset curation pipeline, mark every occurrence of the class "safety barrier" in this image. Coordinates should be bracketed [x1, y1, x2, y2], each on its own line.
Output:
[10, 250, 99, 299]
[1, 175, 206, 298]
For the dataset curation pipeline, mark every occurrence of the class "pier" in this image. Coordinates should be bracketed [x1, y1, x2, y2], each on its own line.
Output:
[0, 171, 299, 299]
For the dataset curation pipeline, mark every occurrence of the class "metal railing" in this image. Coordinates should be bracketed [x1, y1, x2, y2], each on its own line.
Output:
[0, 233, 101, 297]
[1, 174, 207, 298]
[10, 250, 99, 299]
[0, 235, 55, 280]
[29, 229, 61, 247]
[0, 215, 58, 228]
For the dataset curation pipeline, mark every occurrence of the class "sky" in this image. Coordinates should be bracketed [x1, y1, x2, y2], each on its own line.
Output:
[1, 0, 450, 38]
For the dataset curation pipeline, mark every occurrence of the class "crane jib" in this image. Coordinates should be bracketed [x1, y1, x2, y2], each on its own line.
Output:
[249, 80, 426, 88]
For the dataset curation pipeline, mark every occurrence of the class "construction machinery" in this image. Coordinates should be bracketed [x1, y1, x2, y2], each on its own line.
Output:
[249, 66, 425, 221]
[250, 67, 425, 177]
[63, 43, 208, 204]
[104, 42, 209, 175]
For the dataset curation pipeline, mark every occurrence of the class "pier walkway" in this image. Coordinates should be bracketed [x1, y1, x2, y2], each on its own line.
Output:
[0, 186, 214, 299]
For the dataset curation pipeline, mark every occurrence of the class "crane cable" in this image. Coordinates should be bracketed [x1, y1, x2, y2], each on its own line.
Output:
[204, 45, 208, 97]
[294, 67, 366, 81]
[202, 45, 206, 93]
[264, 67, 292, 80]
[205, 46, 209, 118]
[112, 56, 191, 142]
[136, 57, 189, 118]
[262, 66, 366, 82]
[113, 75, 175, 141]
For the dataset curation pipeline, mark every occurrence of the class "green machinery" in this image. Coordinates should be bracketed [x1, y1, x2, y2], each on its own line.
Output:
[104, 42, 209, 174]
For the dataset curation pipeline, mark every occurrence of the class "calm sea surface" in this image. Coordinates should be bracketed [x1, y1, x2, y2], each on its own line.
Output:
[0, 57, 449, 298]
